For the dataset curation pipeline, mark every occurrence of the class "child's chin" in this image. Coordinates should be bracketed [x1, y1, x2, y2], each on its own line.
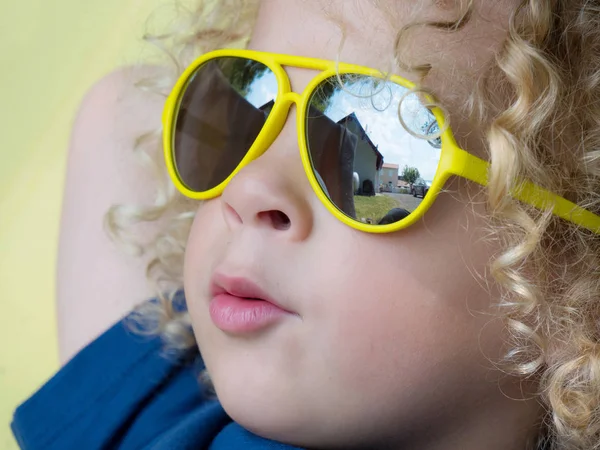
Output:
[212, 374, 387, 449]
[213, 379, 316, 445]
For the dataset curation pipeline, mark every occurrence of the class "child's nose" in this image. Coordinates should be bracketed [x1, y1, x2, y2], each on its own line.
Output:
[219, 119, 314, 241]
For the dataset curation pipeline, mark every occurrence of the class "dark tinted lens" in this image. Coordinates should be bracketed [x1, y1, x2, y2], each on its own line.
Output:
[173, 57, 277, 192]
[306, 74, 442, 225]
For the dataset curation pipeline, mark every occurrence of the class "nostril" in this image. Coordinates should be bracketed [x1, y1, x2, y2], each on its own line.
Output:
[272, 211, 291, 230]
[259, 210, 291, 230]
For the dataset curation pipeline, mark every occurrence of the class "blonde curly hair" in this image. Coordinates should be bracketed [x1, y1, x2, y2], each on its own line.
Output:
[105, 0, 600, 448]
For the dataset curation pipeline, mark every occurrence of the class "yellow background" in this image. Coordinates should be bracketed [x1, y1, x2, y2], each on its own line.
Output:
[0, 1, 169, 447]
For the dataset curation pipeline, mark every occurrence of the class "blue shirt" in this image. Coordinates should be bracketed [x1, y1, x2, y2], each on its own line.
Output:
[11, 302, 303, 450]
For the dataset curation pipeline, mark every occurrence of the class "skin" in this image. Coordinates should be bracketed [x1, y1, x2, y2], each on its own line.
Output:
[58, 67, 166, 363]
[184, 1, 544, 449]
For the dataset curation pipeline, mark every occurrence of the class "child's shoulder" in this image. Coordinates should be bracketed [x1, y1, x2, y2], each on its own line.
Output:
[57, 65, 169, 365]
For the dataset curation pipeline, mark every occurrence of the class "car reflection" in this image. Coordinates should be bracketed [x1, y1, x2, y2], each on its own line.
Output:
[411, 178, 431, 198]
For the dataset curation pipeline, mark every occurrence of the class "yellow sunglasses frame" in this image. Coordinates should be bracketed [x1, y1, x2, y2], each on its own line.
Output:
[162, 49, 600, 234]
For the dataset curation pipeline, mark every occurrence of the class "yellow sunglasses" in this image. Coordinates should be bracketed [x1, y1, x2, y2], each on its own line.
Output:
[162, 49, 600, 234]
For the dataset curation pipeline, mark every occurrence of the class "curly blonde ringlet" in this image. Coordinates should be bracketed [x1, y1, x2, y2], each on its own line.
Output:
[481, 2, 600, 448]
[104, 0, 600, 448]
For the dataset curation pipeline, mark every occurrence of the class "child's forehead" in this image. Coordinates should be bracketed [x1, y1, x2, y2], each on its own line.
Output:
[251, 1, 401, 69]
[252, 1, 514, 63]
[250, 0, 515, 86]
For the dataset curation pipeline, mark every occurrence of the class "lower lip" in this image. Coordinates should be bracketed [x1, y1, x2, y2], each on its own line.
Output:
[209, 293, 291, 334]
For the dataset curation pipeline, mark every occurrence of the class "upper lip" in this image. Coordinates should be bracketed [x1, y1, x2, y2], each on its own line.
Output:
[210, 272, 294, 313]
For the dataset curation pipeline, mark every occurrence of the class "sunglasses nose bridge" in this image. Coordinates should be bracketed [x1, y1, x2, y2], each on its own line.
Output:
[265, 91, 303, 141]
[275, 92, 306, 155]
[251, 92, 301, 161]
[280, 91, 302, 106]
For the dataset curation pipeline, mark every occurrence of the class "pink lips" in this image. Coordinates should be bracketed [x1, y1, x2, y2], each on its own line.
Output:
[209, 274, 295, 334]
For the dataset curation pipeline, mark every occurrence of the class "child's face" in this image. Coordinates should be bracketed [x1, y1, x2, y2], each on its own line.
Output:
[184, 0, 541, 447]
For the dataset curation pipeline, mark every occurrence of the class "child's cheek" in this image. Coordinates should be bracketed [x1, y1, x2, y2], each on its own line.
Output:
[321, 266, 500, 414]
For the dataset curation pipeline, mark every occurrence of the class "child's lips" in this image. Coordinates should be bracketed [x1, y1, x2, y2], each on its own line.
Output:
[209, 293, 291, 334]
[208, 272, 298, 334]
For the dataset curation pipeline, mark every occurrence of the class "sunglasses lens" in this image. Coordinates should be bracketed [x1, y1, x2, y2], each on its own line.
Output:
[306, 75, 442, 225]
[173, 57, 277, 192]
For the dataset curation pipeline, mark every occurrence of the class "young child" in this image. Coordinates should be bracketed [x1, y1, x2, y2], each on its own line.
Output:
[12, 0, 600, 449]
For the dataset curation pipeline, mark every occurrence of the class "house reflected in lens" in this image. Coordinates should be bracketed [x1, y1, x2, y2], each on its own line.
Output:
[337, 113, 383, 197]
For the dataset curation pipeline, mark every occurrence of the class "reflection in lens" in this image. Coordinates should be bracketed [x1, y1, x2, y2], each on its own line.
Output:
[173, 57, 277, 192]
[306, 74, 442, 225]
